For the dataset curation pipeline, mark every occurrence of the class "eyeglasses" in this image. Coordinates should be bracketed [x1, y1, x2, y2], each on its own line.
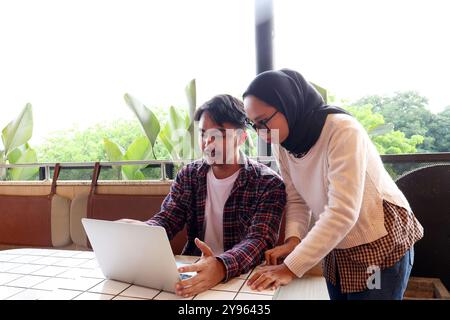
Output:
[246, 110, 279, 131]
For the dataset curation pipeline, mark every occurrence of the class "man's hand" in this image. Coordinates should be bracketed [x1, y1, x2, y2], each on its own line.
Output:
[175, 238, 226, 298]
[264, 236, 300, 265]
[247, 263, 296, 291]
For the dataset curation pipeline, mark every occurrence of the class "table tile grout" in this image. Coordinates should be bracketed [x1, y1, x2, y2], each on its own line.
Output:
[2, 248, 324, 300]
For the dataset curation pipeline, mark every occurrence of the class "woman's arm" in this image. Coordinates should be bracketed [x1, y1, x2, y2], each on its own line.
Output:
[273, 146, 312, 241]
[283, 123, 368, 278]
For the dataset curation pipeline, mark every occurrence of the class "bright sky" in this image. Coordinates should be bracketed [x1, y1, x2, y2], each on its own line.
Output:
[274, 0, 450, 111]
[0, 0, 449, 146]
[0, 0, 255, 145]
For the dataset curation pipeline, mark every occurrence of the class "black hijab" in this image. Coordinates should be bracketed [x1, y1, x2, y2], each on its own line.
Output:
[243, 68, 350, 157]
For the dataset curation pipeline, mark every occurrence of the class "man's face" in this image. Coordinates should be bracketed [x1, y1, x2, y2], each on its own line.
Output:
[198, 112, 245, 166]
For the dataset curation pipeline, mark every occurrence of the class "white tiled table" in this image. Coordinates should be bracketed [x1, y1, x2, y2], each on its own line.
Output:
[0, 248, 329, 300]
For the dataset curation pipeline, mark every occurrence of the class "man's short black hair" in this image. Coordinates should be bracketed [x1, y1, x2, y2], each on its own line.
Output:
[194, 94, 247, 129]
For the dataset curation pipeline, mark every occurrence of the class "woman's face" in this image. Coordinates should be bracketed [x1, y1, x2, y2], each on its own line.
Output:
[243, 95, 289, 144]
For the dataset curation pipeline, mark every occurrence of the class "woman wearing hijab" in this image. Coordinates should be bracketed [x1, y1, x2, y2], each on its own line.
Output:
[244, 69, 424, 300]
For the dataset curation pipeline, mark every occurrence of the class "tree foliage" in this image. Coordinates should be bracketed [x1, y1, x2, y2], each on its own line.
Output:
[343, 105, 424, 154]
[352, 91, 449, 152]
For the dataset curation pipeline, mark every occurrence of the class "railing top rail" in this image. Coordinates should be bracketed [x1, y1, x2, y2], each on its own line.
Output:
[0, 156, 277, 169]
[381, 152, 450, 163]
[1, 153, 450, 168]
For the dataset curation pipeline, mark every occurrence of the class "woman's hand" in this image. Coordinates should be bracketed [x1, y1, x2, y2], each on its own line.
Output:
[264, 237, 300, 265]
[247, 263, 297, 291]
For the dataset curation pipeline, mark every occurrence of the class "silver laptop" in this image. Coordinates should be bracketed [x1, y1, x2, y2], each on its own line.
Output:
[81, 218, 194, 293]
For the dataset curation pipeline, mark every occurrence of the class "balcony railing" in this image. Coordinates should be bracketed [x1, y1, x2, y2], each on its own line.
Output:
[380, 153, 450, 180]
[0, 156, 277, 182]
[380, 153, 450, 163]
[0, 153, 449, 182]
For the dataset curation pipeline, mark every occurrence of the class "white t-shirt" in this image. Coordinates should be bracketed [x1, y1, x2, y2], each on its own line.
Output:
[204, 168, 241, 255]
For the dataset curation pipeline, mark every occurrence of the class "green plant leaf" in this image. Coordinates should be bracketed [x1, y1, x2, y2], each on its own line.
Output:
[124, 94, 160, 151]
[103, 139, 124, 161]
[185, 120, 200, 159]
[0, 150, 6, 181]
[1, 103, 33, 155]
[164, 106, 191, 159]
[9, 147, 38, 181]
[179, 131, 193, 159]
[7, 146, 25, 164]
[133, 170, 145, 180]
[185, 114, 191, 129]
[159, 123, 176, 160]
[185, 79, 197, 160]
[310, 82, 328, 104]
[122, 136, 153, 180]
[168, 105, 186, 131]
[103, 138, 125, 174]
[1, 122, 12, 150]
[123, 136, 154, 162]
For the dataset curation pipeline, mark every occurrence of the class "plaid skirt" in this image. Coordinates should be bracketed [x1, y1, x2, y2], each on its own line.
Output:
[323, 200, 424, 293]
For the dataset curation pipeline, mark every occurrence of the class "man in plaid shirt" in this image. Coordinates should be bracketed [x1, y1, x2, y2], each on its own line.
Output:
[146, 95, 286, 297]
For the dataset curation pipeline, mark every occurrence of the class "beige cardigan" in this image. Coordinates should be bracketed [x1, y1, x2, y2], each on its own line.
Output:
[273, 114, 412, 278]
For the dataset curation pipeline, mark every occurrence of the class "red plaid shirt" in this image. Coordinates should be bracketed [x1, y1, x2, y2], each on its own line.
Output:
[146, 156, 286, 281]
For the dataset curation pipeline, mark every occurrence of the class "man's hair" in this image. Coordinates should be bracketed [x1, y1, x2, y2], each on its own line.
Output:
[194, 94, 247, 129]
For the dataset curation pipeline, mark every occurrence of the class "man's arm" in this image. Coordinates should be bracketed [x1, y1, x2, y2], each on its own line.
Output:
[217, 178, 287, 281]
[145, 165, 193, 240]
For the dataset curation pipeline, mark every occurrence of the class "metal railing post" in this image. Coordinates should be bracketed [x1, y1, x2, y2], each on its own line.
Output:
[45, 165, 50, 181]
[161, 163, 167, 181]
